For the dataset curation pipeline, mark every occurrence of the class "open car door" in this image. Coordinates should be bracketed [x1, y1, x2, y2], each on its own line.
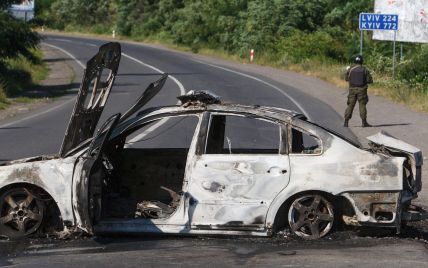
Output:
[60, 42, 121, 157]
[74, 113, 121, 233]
[119, 73, 168, 122]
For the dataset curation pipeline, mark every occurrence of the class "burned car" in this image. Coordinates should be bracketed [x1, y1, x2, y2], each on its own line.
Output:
[0, 43, 427, 240]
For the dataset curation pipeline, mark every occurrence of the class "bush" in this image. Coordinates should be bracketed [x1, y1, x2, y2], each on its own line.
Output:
[397, 45, 428, 87]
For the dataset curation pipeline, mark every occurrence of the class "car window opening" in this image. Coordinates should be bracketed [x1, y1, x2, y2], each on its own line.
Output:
[291, 128, 322, 154]
[89, 115, 199, 221]
[205, 115, 281, 155]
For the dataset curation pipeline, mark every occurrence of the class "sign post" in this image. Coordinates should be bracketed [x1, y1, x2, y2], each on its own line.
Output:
[359, 13, 399, 77]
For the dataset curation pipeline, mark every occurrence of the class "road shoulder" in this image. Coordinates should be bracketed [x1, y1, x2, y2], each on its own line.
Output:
[0, 44, 75, 123]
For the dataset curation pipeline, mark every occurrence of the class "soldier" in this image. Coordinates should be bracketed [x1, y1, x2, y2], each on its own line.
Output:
[344, 55, 373, 127]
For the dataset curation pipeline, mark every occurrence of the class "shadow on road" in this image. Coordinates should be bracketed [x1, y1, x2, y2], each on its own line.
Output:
[43, 57, 86, 63]
[0, 127, 29, 130]
[371, 123, 411, 127]
[117, 72, 199, 77]
[25, 83, 81, 98]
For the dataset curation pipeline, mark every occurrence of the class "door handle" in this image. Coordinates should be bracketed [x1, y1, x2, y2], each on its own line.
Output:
[267, 167, 288, 175]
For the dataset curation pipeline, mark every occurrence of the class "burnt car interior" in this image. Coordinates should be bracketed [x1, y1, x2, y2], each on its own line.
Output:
[94, 115, 200, 220]
[88, 112, 324, 222]
[290, 127, 322, 154]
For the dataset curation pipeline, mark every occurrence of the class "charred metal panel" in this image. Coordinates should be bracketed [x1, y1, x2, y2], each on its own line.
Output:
[265, 133, 405, 226]
[0, 156, 77, 224]
[187, 154, 290, 228]
[60, 42, 121, 157]
[368, 131, 423, 193]
[341, 192, 400, 224]
[119, 74, 168, 122]
[93, 219, 268, 236]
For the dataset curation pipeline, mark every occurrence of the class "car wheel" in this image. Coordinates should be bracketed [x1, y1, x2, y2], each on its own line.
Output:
[0, 187, 45, 239]
[287, 194, 334, 239]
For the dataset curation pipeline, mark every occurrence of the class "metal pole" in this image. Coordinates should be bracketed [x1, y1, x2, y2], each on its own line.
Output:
[400, 43, 404, 62]
[393, 31, 397, 78]
[360, 30, 363, 55]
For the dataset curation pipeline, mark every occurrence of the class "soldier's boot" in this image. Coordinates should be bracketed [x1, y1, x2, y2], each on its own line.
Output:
[344, 120, 349, 127]
[362, 119, 372, 127]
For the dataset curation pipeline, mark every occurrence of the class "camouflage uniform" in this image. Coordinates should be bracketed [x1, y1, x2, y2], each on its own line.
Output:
[344, 65, 373, 125]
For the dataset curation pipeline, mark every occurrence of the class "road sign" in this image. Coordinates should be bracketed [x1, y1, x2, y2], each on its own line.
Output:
[359, 13, 399, 31]
[8, 0, 35, 22]
[358, 12, 399, 77]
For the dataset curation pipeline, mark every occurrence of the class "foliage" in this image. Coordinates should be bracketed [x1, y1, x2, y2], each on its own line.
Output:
[0, 12, 39, 62]
[0, 0, 20, 10]
[397, 45, 428, 88]
[0, 9, 42, 104]
[38, 0, 428, 106]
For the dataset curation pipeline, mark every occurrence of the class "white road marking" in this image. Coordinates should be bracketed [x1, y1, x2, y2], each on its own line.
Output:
[43, 43, 86, 68]
[121, 53, 186, 95]
[0, 98, 76, 128]
[192, 59, 311, 120]
[1, 41, 187, 135]
[121, 53, 186, 143]
[0, 43, 85, 128]
[50, 38, 97, 47]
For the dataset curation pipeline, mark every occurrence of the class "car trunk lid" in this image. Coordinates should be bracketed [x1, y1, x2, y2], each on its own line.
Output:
[367, 131, 422, 193]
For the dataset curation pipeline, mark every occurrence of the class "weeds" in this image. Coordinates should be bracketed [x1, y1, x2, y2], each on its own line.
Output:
[0, 48, 48, 109]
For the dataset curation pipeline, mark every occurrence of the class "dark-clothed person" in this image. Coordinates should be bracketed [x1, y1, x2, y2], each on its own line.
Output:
[344, 55, 373, 127]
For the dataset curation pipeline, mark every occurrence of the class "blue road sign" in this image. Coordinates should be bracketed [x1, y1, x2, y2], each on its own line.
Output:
[359, 13, 399, 31]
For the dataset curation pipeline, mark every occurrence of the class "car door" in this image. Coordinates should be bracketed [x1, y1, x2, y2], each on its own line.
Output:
[186, 113, 290, 229]
[72, 114, 121, 233]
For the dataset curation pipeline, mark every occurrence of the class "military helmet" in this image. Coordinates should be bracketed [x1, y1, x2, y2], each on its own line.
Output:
[354, 55, 364, 64]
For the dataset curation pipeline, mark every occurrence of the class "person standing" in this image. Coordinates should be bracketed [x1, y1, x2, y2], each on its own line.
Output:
[344, 55, 373, 127]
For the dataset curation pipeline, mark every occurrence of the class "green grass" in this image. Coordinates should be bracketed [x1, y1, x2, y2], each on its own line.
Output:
[0, 48, 49, 109]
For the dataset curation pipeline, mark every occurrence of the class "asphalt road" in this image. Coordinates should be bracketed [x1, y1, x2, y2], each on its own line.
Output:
[0, 34, 427, 267]
[0, 34, 356, 162]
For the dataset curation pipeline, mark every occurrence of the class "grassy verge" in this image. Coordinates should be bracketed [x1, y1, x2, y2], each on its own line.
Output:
[0, 48, 49, 110]
[268, 58, 428, 112]
[41, 28, 428, 113]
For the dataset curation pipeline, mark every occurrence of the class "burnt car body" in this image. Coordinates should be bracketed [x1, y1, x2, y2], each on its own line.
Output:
[0, 43, 426, 240]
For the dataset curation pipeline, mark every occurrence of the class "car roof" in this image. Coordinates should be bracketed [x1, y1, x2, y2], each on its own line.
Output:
[135, 103, 306, 122]
[108, 103, 305, 140]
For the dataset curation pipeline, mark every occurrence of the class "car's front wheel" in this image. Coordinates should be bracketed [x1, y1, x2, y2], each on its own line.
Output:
[287, 194, 334, 239]
[0, 187, 45, 239]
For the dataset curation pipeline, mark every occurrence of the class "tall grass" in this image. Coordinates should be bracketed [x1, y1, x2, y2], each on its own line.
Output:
[0, 48, 48, 109]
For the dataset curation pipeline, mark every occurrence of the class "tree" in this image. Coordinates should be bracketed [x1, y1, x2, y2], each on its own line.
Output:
[0, 0, 20, 10]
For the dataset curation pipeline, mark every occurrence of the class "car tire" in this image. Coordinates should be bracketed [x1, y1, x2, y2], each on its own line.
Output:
[287, 194, 335, 239]
[0, 187, 45, 239]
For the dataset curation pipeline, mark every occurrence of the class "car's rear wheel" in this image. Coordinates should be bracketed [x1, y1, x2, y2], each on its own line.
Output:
[287, 194, 334, 239]
[0, 187, 45, 239]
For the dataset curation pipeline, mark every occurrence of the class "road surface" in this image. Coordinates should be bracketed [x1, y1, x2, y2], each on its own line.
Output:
[0, 34, 426, 267]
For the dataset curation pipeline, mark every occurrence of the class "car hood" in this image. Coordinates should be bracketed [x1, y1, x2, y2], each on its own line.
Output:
[367, 131, 423, 166]
[0, 154, 60, 166]
[59, 42, 169, 158]
[59, 42, 121, 157]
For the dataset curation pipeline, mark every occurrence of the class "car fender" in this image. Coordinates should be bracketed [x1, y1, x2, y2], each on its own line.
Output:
[0, 157, 77, 224]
